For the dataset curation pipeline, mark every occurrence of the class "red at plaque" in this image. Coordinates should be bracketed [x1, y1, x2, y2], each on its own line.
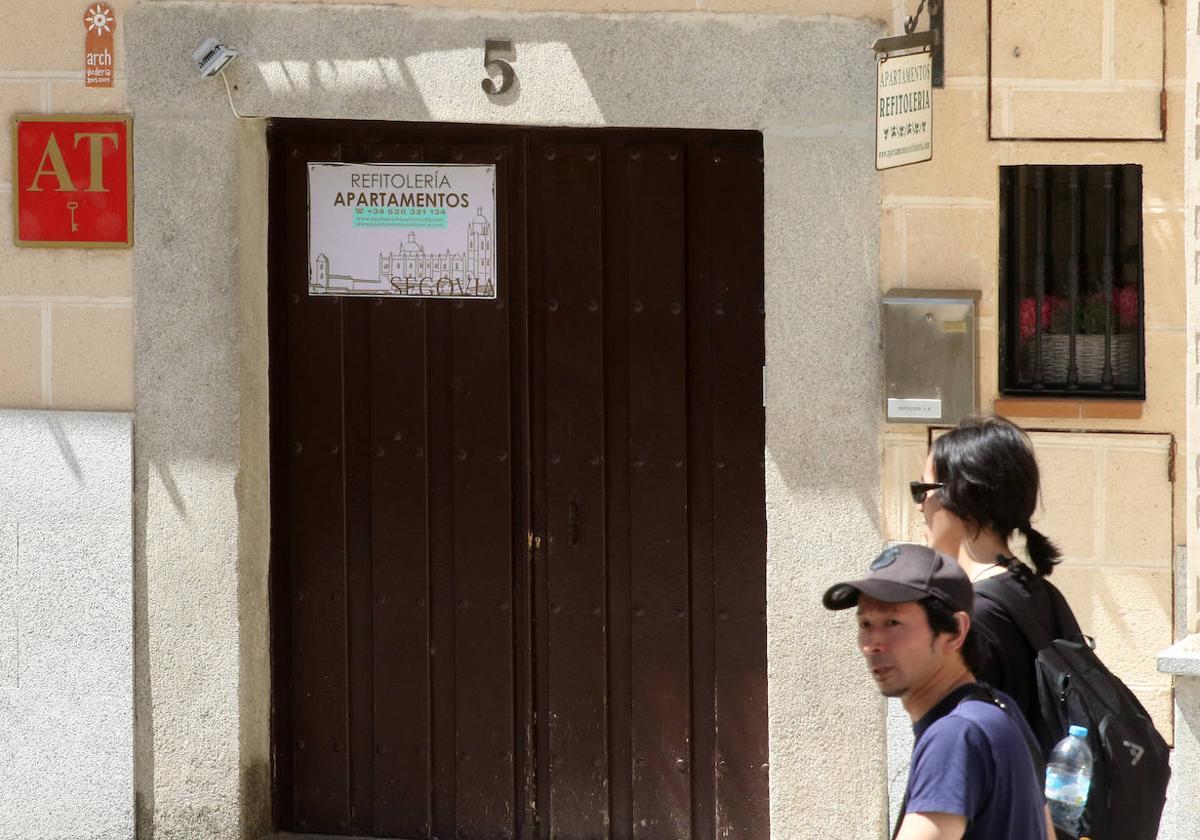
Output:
[13, 115, 133, 248]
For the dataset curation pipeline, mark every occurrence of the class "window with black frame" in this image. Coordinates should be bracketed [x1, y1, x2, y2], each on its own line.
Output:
[999, 164, 1145, 398]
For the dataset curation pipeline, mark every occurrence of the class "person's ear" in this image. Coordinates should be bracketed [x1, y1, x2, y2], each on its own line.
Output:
[941, 611, 970, 654]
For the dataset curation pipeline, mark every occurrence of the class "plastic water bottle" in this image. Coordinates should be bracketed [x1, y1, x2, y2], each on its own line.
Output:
[1045, 725, 1094, 831]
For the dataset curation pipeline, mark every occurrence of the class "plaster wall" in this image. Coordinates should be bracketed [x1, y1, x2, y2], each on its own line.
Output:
[0, 410, 133, 840]
[126, 2, 884, 838]
[235, 117, 273, 840]
[133, 113, 245, 840]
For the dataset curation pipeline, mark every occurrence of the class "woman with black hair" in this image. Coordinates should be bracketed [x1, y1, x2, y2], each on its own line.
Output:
[912, 415, 1079, 756]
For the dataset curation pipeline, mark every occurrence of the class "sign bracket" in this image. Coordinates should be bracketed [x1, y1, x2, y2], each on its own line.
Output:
[872, 30, 934, 58]
[928, 0, 944, 88]
[873, 0, 944, 88]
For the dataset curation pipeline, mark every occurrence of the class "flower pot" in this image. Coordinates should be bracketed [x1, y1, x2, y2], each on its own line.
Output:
[1019, 333, 1137, 385]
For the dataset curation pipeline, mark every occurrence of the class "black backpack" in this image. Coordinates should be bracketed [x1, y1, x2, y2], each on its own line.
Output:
[976, 577, 1170, 840]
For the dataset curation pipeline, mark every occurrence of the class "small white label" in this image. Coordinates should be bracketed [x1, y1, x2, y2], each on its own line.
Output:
[887, 398, 942, 420]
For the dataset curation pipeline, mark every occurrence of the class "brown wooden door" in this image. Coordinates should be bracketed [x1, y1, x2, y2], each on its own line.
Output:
[269, 121, 766, 840]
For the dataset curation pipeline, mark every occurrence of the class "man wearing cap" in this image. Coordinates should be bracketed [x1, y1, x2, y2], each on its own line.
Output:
[824, 543, 1053, 840]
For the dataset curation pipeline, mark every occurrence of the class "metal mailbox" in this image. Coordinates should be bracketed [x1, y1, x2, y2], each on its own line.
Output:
[882, 289, 980, 424]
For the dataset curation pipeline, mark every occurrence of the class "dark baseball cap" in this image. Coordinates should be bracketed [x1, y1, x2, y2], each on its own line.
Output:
[822, 543, 973, 614]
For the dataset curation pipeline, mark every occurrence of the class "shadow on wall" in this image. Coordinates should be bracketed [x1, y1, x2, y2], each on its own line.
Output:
[258, 50, 532, 115]
[123, 0, 890, 562]
[46, 416, 85, 481]
[133, 454, 155, 840]
[123, 4, 884, 503]
[125, 8, 878, 132]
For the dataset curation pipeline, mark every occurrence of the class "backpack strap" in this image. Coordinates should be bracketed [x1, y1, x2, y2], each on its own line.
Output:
[975, 562, 1083, 650]
[959, 682, 1045, 781]
[1041, 577, 1082, 639]
[974, 572, 1055, 651]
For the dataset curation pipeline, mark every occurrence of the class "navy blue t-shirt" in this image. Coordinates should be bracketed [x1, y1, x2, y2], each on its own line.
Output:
[904, 684, 1047, 840]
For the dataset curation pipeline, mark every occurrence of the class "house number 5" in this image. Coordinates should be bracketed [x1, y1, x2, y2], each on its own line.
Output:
[481, 39, 516, 96]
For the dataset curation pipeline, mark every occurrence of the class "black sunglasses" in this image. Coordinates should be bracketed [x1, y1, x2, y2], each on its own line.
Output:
[909, 481, 944, 504]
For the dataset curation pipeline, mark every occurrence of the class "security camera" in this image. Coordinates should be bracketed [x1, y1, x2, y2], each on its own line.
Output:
[193, 37, 239, 78]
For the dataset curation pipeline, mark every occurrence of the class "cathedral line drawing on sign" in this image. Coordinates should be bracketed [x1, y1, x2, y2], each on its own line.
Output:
[310, 206, 495, 299]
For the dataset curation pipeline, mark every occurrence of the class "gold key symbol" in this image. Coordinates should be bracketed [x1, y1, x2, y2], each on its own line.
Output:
[66, 201, 79, 232]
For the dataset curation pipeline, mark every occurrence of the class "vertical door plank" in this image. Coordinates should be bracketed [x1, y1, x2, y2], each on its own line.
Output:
[345, 295, 376, 833]
[528, 137, 551, 840]
[706, 140, 768, 840]
[338, 141, 377, 836]
[505, 135, 537, 840]
[366, 141, 434, 839]
[626, 142, 692, 839]
[601, 139, 633, 840]
[536, 140, 610, 839]
[685, 137, 718, 840]
[268, 125, 295, 833]
[369, 299, 434, 837]
[285, 140, 352, 832]
[447, 144, 517, 840]
[428, 296, 459, 839]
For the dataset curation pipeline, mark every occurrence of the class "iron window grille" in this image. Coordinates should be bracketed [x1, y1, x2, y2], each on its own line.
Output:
[999, 164, 1145, 398]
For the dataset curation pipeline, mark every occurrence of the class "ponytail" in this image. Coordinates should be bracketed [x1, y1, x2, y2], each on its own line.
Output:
[934, 417, 1066, 576]
[1020, 524, 1061, 577]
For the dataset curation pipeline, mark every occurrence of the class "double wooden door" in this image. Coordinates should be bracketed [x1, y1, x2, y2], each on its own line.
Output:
[268, 120, 766, 840]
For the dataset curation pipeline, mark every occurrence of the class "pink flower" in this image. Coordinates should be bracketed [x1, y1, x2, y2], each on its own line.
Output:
[1114, 286, 1138, 329]
[1019, 296, 1054, 340]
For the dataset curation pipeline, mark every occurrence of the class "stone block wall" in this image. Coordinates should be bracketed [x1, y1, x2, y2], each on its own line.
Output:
[1167, 6, 1200, 836]
[0, 0, 133, 412]
[879, 0, 1191, 750]
[990, 0, 1167, 139]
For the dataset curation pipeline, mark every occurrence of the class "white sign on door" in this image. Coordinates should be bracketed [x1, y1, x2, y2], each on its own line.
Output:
[876, 50, 933, 171]
[308, 162, 497, 299]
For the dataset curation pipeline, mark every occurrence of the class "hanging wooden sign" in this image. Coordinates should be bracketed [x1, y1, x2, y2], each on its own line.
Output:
[875, 49, 933, 171]
[84, 4, 116, 89]
[873, 27, 934, 172]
